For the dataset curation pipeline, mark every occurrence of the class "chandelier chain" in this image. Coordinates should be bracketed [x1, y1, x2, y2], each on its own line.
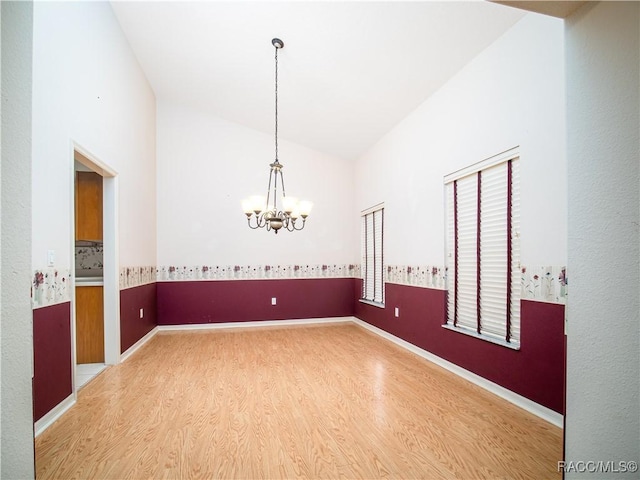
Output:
[274, 43, 279, 162]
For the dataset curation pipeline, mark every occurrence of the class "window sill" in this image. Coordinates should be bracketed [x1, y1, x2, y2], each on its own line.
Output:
[359, 299, 385, 309]
[441, 324, 520, 351]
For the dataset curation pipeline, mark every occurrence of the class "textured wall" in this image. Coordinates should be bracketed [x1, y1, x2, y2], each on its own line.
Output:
[28, 0, 158, 431]
[355, 13, 566, 268]
[33, 303, 73, 421]
[120, 283, 157, 353]
[31, 1, 157, 270]
[156, 101, 358, 268]
[157, 278, 355, 325]
[1, 1, 35, 476]
[565, 2, 640, 475]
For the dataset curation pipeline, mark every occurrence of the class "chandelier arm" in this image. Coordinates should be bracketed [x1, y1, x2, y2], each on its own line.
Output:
[282, 215, 303, 232]
[247, 214, 263, 229]
[262, 212, 271, 231]
[291, 218, 306, 231]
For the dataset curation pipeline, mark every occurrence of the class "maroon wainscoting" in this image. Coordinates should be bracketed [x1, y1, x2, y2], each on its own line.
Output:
[120, 283, 157, 353]
[355, 280, 565, 414]
[157, 278, 355, 325]
[33, 302, 73, 422]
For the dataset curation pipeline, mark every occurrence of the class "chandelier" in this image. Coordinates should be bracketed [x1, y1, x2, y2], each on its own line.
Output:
[242, 38, 312, 234]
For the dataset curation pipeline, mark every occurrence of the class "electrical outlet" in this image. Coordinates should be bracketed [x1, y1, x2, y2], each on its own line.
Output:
[395, 307, 399, 318]
[139, 308, 144, 318]
[271, 297, 277, 306]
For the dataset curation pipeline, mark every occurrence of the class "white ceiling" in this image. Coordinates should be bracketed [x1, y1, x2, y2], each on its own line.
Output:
[111, 1, 526, 161]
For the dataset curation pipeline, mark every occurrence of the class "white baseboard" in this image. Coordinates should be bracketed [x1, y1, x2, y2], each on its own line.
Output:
[34, 393, 75, 437]
[351, 317, 563, 428]
[157, 316, 352, 331]
[120, 326, 159, 362]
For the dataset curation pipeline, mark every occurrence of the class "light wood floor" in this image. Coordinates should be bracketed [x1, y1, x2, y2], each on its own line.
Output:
[36, 323, 562, 479]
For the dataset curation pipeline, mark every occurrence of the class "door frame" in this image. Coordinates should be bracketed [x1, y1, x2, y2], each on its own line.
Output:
[71, 143, 120, 383]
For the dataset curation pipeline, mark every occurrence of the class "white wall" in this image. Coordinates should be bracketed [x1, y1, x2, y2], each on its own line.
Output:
[355, 13, 566, 267]
[565, 2, 639, 475]
[32, 1, 156, 272]
[1, 1, 35, 476]
[156, 101, 358, 267]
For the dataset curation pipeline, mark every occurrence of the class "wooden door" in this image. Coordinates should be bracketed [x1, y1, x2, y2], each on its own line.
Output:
[76, 286, 104, 363]
[75, 171, 103, 241]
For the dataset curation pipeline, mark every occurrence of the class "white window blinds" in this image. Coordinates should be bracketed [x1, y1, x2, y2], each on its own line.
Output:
[445, 152, 520, 346]
[361, 205, 384, 304]
[455, 174, 479, 332]
[509, 159, 521, 343]
[479, 162, 509, 340]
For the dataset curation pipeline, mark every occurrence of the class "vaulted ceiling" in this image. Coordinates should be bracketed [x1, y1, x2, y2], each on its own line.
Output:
[111, 1, 526, 160]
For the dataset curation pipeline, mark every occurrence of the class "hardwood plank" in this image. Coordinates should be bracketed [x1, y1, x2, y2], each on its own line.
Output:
[36, 323, 562, 479]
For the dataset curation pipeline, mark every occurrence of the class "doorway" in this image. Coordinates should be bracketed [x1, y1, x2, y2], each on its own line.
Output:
[72, 146, 120, 391]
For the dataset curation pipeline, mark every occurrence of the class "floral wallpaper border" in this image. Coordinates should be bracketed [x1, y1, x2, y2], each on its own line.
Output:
[31, 266, 157, 308]
[521, 265, 567, 304]
[385, 265, 446, 290]
[157, 264, 361, 282]
[31, 263, 567, 308]
[384, 264, 567, 305]
[120, 266, 156, 290]
[32, 268, 71, 309]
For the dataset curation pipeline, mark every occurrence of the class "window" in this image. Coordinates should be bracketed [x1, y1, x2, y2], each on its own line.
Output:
[444, 149, 520, 347]
[361, 204, 384, 305]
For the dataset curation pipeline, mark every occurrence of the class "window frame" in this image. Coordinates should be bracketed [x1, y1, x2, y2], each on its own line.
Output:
[443, 148, 521, 350]
[360, 203, 385, 307]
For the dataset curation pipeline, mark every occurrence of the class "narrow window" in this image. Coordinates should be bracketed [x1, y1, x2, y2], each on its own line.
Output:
[361, 204, 384, 305]
[445, 150, 520, 346]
